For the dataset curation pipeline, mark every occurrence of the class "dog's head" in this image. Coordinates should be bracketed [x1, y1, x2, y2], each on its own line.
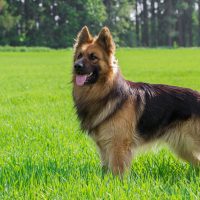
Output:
[73, 26, 117, 86]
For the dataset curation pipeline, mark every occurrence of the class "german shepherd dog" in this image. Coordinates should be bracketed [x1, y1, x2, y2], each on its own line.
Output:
[72, 26, 200, 175]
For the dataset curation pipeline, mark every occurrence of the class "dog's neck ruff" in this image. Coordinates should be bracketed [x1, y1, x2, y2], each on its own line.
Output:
[74, 72, 128, 133]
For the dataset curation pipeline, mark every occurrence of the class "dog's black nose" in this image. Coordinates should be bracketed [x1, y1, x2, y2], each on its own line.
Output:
[74, 63, 84, 71]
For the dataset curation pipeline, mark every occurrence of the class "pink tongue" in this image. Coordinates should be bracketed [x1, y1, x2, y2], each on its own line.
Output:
[76, 75, 87, 86]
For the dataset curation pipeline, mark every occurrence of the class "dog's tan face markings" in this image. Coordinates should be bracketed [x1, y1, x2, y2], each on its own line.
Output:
[73, 26, 117, 85]
[76, 43, 104, 66]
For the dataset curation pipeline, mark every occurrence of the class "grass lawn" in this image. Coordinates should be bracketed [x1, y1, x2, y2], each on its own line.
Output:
[0, 48, 200, 199]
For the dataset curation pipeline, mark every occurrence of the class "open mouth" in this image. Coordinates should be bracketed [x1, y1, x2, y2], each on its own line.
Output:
[75, 71, 97, 86]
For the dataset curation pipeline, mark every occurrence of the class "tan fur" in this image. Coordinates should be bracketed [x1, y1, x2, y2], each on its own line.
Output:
[162, 117, 200, 165]
[73, 26, 200, 176]
[91, 98, 140, 175]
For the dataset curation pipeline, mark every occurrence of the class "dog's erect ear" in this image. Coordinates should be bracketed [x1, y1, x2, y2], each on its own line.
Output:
[74, 26, 92, 48]
[96, 27, 115, 54]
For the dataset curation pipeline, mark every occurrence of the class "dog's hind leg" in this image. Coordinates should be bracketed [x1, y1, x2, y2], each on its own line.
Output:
[163, 118, 200, 166]
[175, 147, 200, 166]
[167, 135, 200, 166]
[177, 133, 200, 166]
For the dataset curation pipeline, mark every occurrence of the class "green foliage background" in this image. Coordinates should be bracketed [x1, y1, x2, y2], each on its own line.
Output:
[0, 0, 200, 47]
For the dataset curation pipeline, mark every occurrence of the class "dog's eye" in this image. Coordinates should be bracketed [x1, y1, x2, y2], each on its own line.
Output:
[77, 53, 82, 59]
[89, 53, 98, 61]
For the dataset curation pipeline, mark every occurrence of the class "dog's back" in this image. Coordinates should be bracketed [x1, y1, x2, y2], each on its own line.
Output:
[129, 82, 200, 165]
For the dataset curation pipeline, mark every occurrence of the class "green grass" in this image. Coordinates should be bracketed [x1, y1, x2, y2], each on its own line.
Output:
[0, 48, 200, 199]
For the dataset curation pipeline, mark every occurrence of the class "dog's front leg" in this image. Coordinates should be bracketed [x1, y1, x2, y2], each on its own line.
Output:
[97, 139, 133, 176]
[99, 147, 109, 173]
[107, 141, 133, 176]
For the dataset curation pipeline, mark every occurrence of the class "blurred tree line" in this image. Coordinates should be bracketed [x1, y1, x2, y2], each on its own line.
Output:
[0, 0, 200, 48]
